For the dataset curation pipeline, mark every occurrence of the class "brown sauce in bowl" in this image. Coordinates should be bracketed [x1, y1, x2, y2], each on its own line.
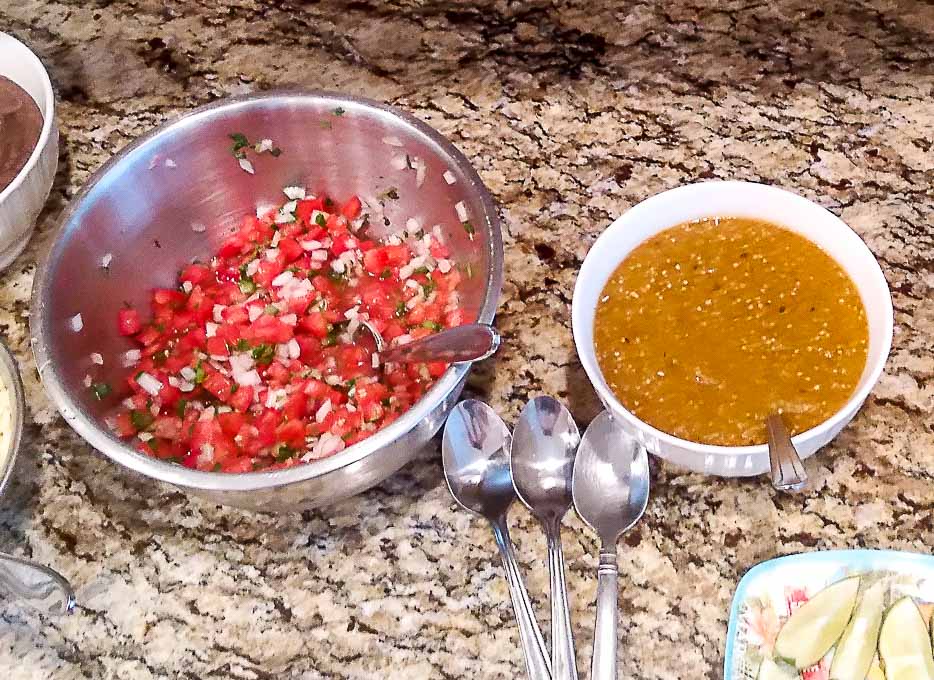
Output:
[594, 217, 869, 446]
[0, 75, 43, 194]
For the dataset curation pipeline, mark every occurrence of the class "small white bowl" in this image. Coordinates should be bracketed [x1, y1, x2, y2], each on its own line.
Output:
[572, 181, 893, 477]
[0, 32, 58, 271]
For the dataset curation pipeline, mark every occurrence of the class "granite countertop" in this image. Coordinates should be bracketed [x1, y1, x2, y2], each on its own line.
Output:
[1, 1, 932, 678]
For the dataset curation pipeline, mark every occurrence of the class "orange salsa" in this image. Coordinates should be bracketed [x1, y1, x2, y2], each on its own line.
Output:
[594, 217, 869, 446]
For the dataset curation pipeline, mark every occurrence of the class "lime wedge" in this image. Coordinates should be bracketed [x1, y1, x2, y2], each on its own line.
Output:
[758, 658, 799, 680]
[829, 581, 887, 680]
[774, 576, 860, 669]
[879, 597, 934, 680]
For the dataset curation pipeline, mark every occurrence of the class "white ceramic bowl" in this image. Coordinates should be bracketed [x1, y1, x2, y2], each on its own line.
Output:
[572, 181, 893, 476]
[0, 32, 58, 270]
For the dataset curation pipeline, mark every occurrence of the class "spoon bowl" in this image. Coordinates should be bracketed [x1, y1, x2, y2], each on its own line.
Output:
[511, 396, 580, 526]
[573, 411, 650, 544]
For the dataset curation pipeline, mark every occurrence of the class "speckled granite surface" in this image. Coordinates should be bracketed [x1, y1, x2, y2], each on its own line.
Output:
[0, 1, 932, 678]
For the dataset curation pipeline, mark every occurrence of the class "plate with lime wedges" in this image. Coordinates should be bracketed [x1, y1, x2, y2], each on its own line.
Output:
[725, 550, 934, 680]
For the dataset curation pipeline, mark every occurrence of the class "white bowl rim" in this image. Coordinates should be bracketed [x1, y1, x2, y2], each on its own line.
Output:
[31, 89, 504, 492]
[572, 180, 894, 458]
[0, 32, 56, 206]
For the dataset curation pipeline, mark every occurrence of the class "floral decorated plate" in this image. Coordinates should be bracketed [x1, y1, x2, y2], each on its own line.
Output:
[725, 550, 934, 680]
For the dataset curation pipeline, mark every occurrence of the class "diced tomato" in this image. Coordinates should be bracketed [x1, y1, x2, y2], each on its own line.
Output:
[296, 197, 326, 224]
[203, 371, 234, 402]
[118, 308, 142, 336]
[341, 195, 362, 220]
[229, 385, 254, 413]
[153, 289, 187, 308]
[217, 411, 246, 437]
[299, 312, 329, 338]
[206, 336, 229, 357]
[249, 315, 293, 344]
[278, 237, 303, 263]
[180, 263, 213, 286]
[276, 419, 305, 447]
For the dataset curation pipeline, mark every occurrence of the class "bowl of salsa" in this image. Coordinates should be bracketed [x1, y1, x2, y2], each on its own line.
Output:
[572, 181, 892, 476]
[30, 91, 503, 510]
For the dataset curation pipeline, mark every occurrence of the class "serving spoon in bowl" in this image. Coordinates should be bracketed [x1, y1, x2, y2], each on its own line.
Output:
[766, 412, 808, 492]
[360, 320, 500, 364]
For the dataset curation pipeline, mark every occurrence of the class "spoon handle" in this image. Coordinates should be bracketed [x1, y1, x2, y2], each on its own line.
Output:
[547, 531, 578, 680]
[491, 518, 552, 680]
[0, 552, 76, 615]
[379, 324, 501, 364]
[591, 548, 618, 680]
[766, 414, 808, 492]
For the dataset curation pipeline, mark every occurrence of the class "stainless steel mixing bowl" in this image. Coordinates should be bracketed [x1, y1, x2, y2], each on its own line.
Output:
[30, 91, 503, 512]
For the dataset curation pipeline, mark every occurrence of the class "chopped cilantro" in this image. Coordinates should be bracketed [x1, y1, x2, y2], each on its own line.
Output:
[230, 132, 250, 158]
[167, 456, 182, 464]
[269, 147, 282, 157]
[264, 304, 280, 316]
[175, 399, 189, 418]
[462, 221, 476, 236]
[230, 383, 239, 394]
[395, 301, 407, 318]
[234, 338, 251, 352]
[153, 348, 169, 366]
[381, 397, 392, 408]
[275, 444, 296, 461]
[327, 270, 346, 283]
[193, 361, 206, 385]
[378, 187, 399, 201]
[324, 197, 334, 208]
[91, 383, 112, 400]
[239, 277, 257, 294]
[413, 266, 430, 276]
[319, 120, 332, 130]
[251, 343, 275, 365]
[333, 106, 345, 116]
[130, 410, 154, 431]
[421, 281, 437, 296]
[422, 320, 442, 332]
[379, 268, 392, 280]
[315, 213, 327, 227]
[213, 463, 222, 472]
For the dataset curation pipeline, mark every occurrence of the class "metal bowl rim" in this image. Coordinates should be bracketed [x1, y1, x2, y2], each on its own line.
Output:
[0, 338, 25, 497]
[30, 89, 504, 492]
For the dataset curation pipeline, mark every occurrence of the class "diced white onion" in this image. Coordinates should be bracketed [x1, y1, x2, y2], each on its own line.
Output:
[165, 158, 177, 168]
[287, 338, 301, 359]
[246, 260, 260, 277]
[191, 222, 206, 233]
[382, 136, 403, 147]
[238, 158, 255, 174]
[391, 155, 408, 171]
[89, 353, 104, 365]
[414, 157, 426, 187]
[256, 202, 276, 219]
[283, 186, 306, 200]
[325, 375, 342, 386]
[275, 200, 297, 224]
[181, 281, 193, 293]
[69, 314, 83, 332]
[235, 369, 261, 387]
[315, 399, 332, 423]
[344, 306, 359, 320]
[139, 432, 154, 442]
[122, 349, 141, 367]
[213, 305, 225, 323]
[372, 353, 380, 368]
[443, 170, 456, 185]
[438, 259, 452, 274]
[405, 217, 421, 235]
[271, 230, 282, 248]
[280, 313, 297, 326]
[265, 248, 279, 262]
[83, 374, 92, 388]
[300, 240, 323, 252]
[331, 260, 346, 274]
[311, 250, 328, 262]
[272, 270, 294, 287]
[205, 322, 218, 337]
[455, 201, 468, 222]
[248, 306, 263, 323]
[137, 372, 163, 396]
[101, 253, 113, 268]
[256, 138, 274, 153]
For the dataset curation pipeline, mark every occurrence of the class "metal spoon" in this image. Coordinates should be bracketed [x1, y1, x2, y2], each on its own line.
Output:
[571, 411, 650, 680]
[442, 400, 552, 680]
[361, 321, 500, 364]
[511, 397, 580, 680]
[0, 552, 75, 614]
[766, 412, 808, 492]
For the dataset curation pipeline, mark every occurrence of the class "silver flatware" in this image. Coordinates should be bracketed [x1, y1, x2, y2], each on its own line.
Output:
[572, 411, 650, 680]
[511, 396, 580, 680]
[0, 552, 75, 614]
[766, 413, 808, 492]
[361, 320, 500, 364]
[442, 400, 551, 680]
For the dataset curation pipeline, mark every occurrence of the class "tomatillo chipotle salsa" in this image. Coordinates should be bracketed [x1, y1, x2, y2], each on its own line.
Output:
[110, 190, 466, 472]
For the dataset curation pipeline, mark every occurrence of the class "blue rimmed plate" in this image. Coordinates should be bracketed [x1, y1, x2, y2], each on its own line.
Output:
[724, 550, 934, 679]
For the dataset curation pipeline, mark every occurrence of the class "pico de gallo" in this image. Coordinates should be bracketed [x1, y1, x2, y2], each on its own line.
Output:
[108, 188, 466, 473]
